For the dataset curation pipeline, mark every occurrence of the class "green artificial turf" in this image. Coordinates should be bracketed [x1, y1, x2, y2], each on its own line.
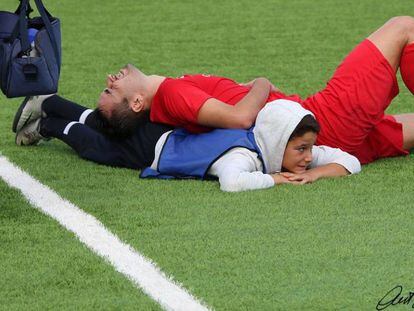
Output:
[1, 0, 414, 310]
[0, 180, 161, 310]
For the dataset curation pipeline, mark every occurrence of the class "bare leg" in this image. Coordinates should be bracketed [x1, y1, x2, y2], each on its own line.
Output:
[394, 113, 414, 150]
[368, 16, 414, 71]
[370, 18, 414, 151]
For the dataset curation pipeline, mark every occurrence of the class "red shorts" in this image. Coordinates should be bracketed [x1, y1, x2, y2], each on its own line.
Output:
[302, 39, 408, 164]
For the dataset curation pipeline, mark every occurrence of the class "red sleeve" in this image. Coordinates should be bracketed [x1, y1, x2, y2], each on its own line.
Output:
[150, 78, 212, 127]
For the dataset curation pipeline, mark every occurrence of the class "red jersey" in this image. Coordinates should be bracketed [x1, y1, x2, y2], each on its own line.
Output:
[150, 40, 408, 164]
[150, 74, 302, 133]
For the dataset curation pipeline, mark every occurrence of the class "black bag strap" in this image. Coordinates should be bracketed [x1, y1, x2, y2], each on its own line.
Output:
[35, 0, 53, 19]
[18, 0, 31, 54]
[8, 0, 32, 54]
[33, 0, 60, 70]
[15, 0, 53, 20]
[15, 0, 33, 18]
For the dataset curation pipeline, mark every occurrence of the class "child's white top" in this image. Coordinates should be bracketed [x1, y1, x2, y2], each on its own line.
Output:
[208, 145, 361, 192]
[151, 100, 362, 192]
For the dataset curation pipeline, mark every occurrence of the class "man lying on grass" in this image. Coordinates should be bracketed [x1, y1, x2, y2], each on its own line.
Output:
[13, 16, 414, 168]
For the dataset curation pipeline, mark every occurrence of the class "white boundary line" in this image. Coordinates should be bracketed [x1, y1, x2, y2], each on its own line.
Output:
[0, 155, 209, 311]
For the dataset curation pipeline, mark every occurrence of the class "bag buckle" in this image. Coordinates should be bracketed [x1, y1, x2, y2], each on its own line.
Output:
[23, 63, 38, 80]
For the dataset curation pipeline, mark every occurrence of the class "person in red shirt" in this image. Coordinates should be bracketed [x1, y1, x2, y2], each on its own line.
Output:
[98, 71, 280, 133]
[14, 16, 414, 164]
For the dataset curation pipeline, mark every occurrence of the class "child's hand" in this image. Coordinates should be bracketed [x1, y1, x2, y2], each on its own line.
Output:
[282, 171, 318, 185]
[271, 173, 295, 185]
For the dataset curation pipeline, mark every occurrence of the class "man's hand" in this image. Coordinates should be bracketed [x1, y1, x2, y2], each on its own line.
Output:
[197, 77, 272, 129]
[240, 78, 280, 93]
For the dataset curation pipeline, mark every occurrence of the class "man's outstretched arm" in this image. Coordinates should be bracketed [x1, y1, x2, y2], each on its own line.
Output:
[196, 77, 271, 129]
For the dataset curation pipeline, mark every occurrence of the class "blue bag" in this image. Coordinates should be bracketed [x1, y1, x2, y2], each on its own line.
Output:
[0, 0, 61, 98]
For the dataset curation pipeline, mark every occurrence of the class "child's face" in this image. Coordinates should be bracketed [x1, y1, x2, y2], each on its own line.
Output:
[282, 131, 317, 173]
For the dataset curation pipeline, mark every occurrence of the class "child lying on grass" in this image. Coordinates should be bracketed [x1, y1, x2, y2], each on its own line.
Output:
[141, 99, 361, 192]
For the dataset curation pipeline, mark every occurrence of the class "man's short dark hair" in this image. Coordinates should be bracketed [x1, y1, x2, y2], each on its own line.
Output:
[94, 99, 149, 139]
[288, 114, 320, 141]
